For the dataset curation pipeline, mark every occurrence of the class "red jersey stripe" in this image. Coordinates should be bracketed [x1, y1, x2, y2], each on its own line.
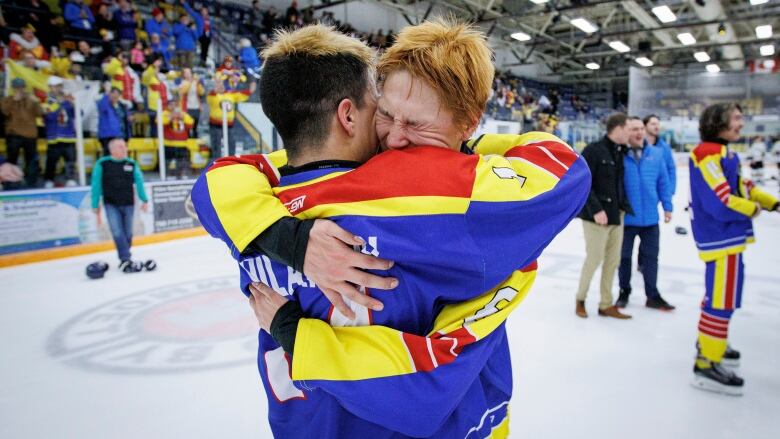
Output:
[276, 147, 477, 212]
[402, 333, 436, 372]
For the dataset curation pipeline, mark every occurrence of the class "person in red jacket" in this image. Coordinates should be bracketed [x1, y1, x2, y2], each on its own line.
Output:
[162, 98, 193, 179]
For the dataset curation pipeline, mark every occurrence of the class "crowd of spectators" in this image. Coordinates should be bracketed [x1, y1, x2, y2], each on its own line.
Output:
[486, 71, 601, 131]
[241, 0, 395, 52]
[0, 0, 613, 191]
[0, 0, 241, 189]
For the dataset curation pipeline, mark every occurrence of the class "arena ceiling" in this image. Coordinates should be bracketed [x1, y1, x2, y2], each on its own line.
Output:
[371, 0, 780, 80]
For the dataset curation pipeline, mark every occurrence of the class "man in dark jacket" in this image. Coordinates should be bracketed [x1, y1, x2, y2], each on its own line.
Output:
[575, 113, 633, 319]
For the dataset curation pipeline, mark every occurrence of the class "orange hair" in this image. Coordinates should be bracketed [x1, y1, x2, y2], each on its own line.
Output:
[378, 18, 494, 127]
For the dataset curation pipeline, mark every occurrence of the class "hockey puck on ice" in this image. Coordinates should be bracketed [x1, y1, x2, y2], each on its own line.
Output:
[675, 226, 688, 235]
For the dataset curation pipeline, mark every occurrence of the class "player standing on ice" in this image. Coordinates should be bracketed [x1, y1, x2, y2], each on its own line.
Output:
[91, 138, 155, 273]
[689, 103, 779, 395]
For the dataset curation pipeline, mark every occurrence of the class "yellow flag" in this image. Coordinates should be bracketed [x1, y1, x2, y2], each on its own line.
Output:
[5, 60, 50, 97]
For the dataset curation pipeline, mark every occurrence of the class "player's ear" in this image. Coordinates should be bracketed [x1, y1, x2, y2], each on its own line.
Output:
[336, 98, 356, 137]
[461, 116, 480, 142]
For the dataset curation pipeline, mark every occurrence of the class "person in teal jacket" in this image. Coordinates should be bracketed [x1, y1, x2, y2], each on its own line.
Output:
[616, 117, 674, 310]
[91, 138, 148, 272]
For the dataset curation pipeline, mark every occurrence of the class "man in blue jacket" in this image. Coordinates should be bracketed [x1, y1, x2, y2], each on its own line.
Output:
[63, 0, 96, 40]
[145, 8, 172, 48]
[172, 0, 203, 69]
[97, 88, 131, 155]
[616, 116, 674, 310]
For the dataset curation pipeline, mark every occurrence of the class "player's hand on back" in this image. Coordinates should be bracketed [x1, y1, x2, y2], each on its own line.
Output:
[305, 219, 398, 320]
[248, 282, 288, 332]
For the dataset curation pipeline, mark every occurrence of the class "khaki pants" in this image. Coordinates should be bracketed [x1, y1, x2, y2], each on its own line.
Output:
[576, 219, 624, 310]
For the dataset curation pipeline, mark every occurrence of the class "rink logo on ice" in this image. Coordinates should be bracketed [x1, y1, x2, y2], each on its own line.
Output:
[47, 277, 259, 374]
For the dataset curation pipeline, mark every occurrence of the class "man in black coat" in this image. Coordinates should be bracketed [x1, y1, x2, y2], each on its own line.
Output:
[575, 113, 633, 319]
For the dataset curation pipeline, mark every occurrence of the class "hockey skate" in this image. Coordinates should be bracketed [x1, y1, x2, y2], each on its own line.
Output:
[119, 260, 144, 273]
[691, 356, 744, 396]
[695, 342, 740, 368]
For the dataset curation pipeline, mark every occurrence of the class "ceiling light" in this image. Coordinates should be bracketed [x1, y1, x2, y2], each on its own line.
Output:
[677, 33, 696, 45]
[693, 51, 711, 62]
[749, 0, 769, 5]
[586, 62, 600, 70]
[511, 32, 531, 42]
[608, 41, 631, 53]
[651, 5, 677, 23]
[706, 64, 720, 73]
[570, 18, 598, 34]
[636, 57, 654, 67]
[756, 25, 772, 39]
[760, 44, 775, 56]
[528, 0, 550, 4]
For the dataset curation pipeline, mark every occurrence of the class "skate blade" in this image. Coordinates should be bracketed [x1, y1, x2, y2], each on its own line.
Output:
[690, 376, 743, 396]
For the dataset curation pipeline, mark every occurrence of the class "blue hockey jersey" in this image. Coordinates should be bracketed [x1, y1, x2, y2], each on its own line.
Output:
[689, 141, 778, 261]
[192, 133, 591, 438]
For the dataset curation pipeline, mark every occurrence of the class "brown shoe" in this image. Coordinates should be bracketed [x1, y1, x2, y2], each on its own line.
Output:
[598, 306, 632, 319]
[576, 300, 588, 318]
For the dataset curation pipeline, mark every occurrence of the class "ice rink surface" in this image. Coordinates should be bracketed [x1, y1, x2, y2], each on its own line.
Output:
[1, 169, 779, 439]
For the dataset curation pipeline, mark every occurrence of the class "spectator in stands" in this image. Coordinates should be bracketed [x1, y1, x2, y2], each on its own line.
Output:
[263, 7, 280, 33]
[617, 117, 674, 311]
[103, 51, 136, 102]
[77, 40, 102, 65]
[216, 56, 246, 90]
[145, 8, 172, 48]
[97, 87, 132, 155]
[0, 156, 25, 190]
[207, 79, 255, 159]
[177, 67, 205, 137]
[643, 115, 676, 197]
[149, 32, 171, 69]
[18, 48, 50, 72]
[129, 40, 146, 73]
[64, 0, 97, 40]
[162, 98, 193, 179]
[198, 6, 212, 66]
[172, 0, 203, 69]
[141, 53, 169, 137]
[374, 29, 387, 48]
[76, 40, 104, 79]
[9, 24, 48, 62]
[285, 1, 300, 27]
[67, 51, 86, 81]
[549, 88, 560, 114]
[238, 38, 261, 79]
[11, 0, 59, 51]
[43, 76, 78, 188]
[0, 6, 9, 44]
[95, 3, 117, 54]
[249, 0, 264, 31]
[114, 0, 137, 50]
[91, 138, 149, 272]
[301, 6, 315, 25]
[1, 78, 43, 187]
[575, 112, 633, 320]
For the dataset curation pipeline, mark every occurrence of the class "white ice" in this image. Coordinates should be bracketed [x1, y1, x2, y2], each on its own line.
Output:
[1, 168, 779, 439]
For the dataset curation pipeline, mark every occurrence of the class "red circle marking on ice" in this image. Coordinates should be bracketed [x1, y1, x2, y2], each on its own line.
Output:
[141, 290, 256, 341]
